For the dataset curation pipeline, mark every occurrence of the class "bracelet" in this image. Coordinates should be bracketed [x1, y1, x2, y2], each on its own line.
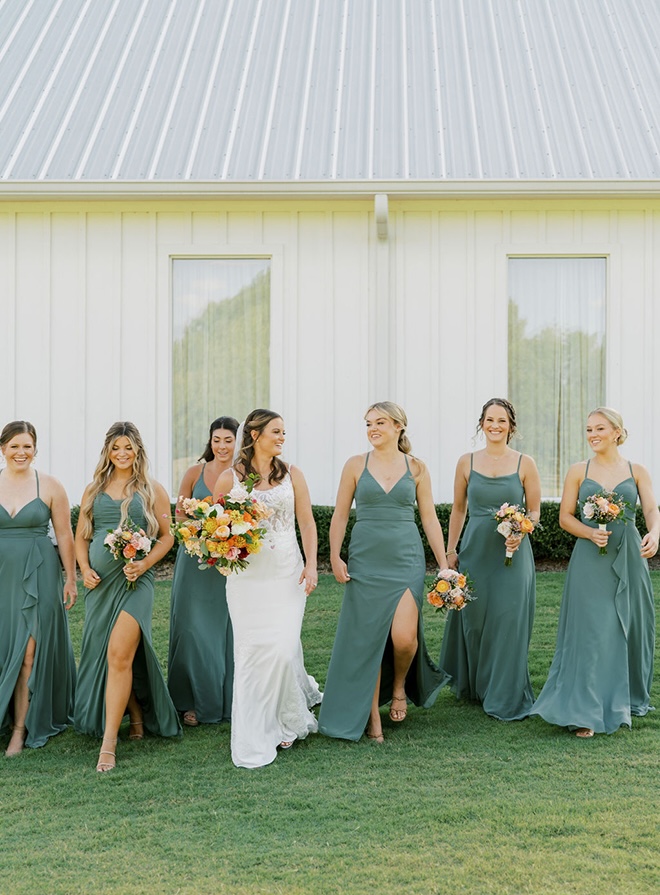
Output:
[446, 549, 457, 557]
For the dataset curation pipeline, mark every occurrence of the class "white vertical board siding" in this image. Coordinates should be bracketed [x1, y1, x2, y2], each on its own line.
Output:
[1, 199, 659, 505]
[49, 213, 85, 496]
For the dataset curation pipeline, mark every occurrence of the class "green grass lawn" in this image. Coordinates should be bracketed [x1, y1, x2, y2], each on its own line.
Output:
[2, 572, 659, 895]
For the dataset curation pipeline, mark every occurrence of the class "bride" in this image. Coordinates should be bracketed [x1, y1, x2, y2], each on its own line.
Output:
[212, 408, 321, 768]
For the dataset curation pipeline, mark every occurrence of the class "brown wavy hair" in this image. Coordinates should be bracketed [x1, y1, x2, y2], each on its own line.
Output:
[235, 409, 288, 486]
[78, 422, 158, 539]
[476, 398, 518, 444]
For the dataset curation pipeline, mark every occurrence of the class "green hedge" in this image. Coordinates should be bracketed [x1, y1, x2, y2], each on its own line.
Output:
[71, 502, 651, 566]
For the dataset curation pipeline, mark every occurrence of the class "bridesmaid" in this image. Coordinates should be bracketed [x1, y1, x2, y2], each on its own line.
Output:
[0, 421, 76, 756]
[531, 407, 658, 737]
[74, 422, 180, 771]
[439, 398, 541, 720]
[168, 416, 238, 727]
[318, 402, 448, 743]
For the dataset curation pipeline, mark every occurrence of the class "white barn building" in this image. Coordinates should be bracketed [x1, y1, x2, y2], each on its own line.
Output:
[1, 0, 659, 504]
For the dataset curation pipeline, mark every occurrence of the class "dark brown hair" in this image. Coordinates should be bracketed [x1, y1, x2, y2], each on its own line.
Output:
[199, 416, 239, 462]
[0, 420, 37, 450]
[235, 409, 287, 485]
[477, 398, 518, 443]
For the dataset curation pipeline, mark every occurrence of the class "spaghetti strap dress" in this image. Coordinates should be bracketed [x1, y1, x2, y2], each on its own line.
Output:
[226, 470, 321, 769]
[439, 453, 536, 720]
[531, 461, 655, 733]
[168, 466, 234, 723]
[318, 453, 448, 741]
[0, 471, 76, 748]
[74, 493, 181, 738]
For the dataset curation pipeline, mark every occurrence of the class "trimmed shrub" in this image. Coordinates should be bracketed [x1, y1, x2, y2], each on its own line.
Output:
[70, 501, 653, 567]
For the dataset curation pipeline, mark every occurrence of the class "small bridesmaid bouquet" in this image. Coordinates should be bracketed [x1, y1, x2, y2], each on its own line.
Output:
[172, 474, 271, 576]
[104, 518, 154, 589]
[493, 503, 537, 565]
[427, 569, 476, 613]
[582, 489, 627, 555]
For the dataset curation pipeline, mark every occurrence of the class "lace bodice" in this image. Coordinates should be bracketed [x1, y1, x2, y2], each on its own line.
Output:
[230, 470, 298, 555]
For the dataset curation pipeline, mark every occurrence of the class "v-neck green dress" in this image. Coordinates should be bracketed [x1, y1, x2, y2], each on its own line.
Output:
[531, 463, 655, 733]
[74, 493, 181, 738]
[439, 454, 536, 720]
[0, 473, 76, 747]
[318, 454, 448, 741]
[167, 467, 233, 722]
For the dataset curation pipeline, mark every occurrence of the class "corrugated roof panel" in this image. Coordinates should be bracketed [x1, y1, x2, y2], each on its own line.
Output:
[1, 0, 660, 182]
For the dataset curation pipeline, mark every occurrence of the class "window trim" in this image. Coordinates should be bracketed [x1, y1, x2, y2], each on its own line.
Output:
[160, 243, 283, 496]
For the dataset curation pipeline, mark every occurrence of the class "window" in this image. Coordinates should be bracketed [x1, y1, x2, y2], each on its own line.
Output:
[172, 258, 270, 488]
[508, 257, 606, 497]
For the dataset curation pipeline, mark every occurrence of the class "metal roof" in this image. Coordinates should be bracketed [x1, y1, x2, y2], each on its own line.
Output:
[1, 0, 659, 183]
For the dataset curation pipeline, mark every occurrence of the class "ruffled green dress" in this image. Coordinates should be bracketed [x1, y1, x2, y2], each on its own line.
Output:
[168, 467, 233, 722]
[74, 493, 181, 738]
[0, 473, 76, 747]
[531, 463, 655, 733]
[439, 454, 536, 720]
[318, 454, 448, 741]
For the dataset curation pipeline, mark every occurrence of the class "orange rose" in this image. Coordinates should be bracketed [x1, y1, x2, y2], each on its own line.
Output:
[521, 517, 535, 533]
[122, 544, 137, 559]
[428, 591, 445, 608]
[609, 504, 621, 516]
[453, 593, 465, 608]
[457, 574, 467, 588]
[121, 530, 133, 541]
[435, 580, 451, 594]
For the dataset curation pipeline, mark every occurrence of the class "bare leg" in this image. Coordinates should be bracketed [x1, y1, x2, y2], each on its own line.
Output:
[127, 690, 144, 740]
[97, 611, 141, 771]
[366, 667, 384, 743]
[5, 637, 35, 757]
[389, 589, 419, 722]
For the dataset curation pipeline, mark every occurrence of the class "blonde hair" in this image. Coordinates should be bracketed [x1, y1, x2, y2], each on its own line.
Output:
[588, 407, 628, 445]
[365, 402, 412, 454]
[78, 422, 159, 539]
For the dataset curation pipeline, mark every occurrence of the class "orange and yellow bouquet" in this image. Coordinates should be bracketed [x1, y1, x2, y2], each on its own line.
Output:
[582, 488, 627, 555]
[172, 475, 271, 576]
[427, 568, 476, 613]
[494, 503, 537, 566]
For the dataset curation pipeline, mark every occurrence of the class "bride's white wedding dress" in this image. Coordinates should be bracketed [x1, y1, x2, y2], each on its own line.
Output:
[226, 471, 322, 768]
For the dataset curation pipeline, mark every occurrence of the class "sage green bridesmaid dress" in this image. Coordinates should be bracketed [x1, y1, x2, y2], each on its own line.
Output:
[531, 461, 655, 733]
[167, 466, 233, 722]
[0, 472, 76, 747]
[318, 454, 448, 741]
[74, 493, 180, 738]
[439, 453, 536, 720]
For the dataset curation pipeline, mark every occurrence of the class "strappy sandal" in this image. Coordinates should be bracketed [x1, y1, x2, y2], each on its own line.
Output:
[279, 741, 294, 750]
[128, 721, 144, 740]
[575, 728, 594, 738]
[5, 725, 26, 757]
[183, 711, 199, 727]
[366, 730, 384, 744]
[96, 750, 116, 772]
[389, 695, 408, 723]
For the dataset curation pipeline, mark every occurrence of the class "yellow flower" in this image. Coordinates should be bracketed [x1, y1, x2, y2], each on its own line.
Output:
[435, 580, 451, 594]
[121, 530, 133, 541]
[203, 519, 219, 533]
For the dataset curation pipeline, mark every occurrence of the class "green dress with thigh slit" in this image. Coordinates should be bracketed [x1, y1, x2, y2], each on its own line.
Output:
[0, 472, 76, 747]
[74, 493, 181, 738]
[531, 462, 655, 733]
[318, 454, 448, 741]
[167, 467, 233, 722]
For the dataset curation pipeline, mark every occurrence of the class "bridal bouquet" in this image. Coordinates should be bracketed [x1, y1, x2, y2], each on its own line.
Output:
[582, 489, 627, 555]
[104, 518, 154, 589]
[494, 503, 537, 565]
[172, 475, 271, 575]
[427, 569, 475, 613]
